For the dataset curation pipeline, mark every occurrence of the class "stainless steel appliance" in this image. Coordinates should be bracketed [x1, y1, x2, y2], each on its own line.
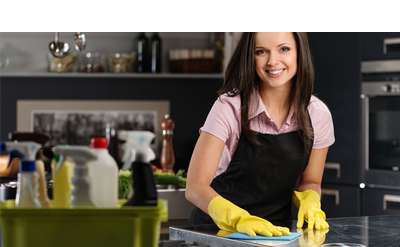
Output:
[361, 59, 400, 189]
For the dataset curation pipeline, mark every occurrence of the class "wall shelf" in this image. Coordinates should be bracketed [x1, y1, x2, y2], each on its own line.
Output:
[0, 72, 224, 79]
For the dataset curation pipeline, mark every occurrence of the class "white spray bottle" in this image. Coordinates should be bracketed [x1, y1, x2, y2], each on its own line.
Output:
[5, 141, 42, 208]
[54, 146, 97, 207]
[118, 130, 156, 170]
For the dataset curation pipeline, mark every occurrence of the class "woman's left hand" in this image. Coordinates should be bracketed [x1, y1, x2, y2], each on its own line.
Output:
[293, 190, 329, 230]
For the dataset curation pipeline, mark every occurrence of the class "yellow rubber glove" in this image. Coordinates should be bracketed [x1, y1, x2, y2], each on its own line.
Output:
[208, 195, 290, 237]
[293, 190, 329, 230]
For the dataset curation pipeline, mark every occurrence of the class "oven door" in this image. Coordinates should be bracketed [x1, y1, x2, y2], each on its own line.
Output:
[362, 86, 400, 187]
[369, 96, 400, 171]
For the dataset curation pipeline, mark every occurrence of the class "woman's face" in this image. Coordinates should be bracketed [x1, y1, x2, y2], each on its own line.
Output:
[254, 32, 297, 89]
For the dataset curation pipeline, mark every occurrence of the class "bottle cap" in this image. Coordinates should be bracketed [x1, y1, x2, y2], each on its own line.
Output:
[90, 137, 108, 149]
[20, 160, 36, 172]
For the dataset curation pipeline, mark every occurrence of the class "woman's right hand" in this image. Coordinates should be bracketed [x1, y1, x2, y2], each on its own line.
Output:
[208, 195, 290, 237]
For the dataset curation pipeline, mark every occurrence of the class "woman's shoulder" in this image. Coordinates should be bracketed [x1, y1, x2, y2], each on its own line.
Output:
[215, 93, 242, 113]
[308, 95, 332, 116]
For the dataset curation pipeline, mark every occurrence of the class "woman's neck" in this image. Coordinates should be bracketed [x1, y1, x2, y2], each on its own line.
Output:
[259, 83, 291, 113]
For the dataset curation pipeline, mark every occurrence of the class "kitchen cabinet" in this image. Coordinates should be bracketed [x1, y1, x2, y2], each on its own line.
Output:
[308, 32, 362, 217]
[308, 32, 362, 186]
[321, 184, 361, 218]
[362, 187, 400, 216]
[360, 32, 400, 61]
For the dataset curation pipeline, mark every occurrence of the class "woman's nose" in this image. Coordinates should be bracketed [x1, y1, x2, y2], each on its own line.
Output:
[267, 52, 279, 66]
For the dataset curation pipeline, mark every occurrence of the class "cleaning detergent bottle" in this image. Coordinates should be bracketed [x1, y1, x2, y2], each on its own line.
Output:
[88, 137, 118, 208]
[5, 141, 46, 207]
[124, 151, 158, 206]
[118, 130, 156, 170]
[15, 160, 41, 208]
[54, 146, 97, 207]
[51, 154, 73, 208]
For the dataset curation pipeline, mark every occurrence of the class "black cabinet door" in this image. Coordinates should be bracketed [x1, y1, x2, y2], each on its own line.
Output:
[308, 33, 361, 185]
[362, 187, 400, 216]
[360, 32, 400, 60]
[321, 184, 360, 218]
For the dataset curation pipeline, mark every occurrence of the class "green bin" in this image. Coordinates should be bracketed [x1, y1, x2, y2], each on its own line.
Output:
[0, 200, 167, 247]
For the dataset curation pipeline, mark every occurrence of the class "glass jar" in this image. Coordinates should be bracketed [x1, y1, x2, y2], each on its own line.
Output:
[108, 52, 136, 73]
[79, 52, 106, 73]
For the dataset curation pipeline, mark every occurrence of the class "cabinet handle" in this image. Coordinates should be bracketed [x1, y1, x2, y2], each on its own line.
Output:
[383, 37, 400, 55]
[383, 194, 400, 210]
[325, 162, 341, 179]
[321, 189, 340, 206]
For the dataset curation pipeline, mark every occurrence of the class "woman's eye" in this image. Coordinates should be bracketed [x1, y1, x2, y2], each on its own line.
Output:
[255, 50, 265, 56]
[280, 46, 290, 53]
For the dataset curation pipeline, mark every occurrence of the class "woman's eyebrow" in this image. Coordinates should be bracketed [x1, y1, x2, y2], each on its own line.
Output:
[278, 42, 291, 47]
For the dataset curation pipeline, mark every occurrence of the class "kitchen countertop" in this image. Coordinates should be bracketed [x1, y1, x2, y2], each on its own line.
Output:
[169, 215, 400, 246]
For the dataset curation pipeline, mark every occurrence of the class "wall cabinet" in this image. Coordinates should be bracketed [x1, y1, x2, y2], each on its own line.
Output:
[321, 184, 360, 218]
[362, 187, 400, 216]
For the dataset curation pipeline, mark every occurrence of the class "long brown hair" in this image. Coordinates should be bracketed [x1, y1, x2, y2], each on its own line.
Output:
[218, 32, 314, 152]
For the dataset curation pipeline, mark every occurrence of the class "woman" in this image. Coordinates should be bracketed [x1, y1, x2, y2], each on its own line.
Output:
[185, 32, 334, 237]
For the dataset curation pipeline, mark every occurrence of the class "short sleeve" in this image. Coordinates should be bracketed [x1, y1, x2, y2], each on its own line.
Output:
[309, 96, 335, 149]
[200, 95, 240, 143]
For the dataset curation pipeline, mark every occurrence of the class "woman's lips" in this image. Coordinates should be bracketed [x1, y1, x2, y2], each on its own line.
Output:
[265, 68, 285, 78]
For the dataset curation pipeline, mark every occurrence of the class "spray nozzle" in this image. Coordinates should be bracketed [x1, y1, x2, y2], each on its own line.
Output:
[5, 141, 41, 161]
[118, 131, 156, 169]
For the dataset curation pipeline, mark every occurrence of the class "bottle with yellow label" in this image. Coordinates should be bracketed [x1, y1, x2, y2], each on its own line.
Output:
[51, 154, 73, 208]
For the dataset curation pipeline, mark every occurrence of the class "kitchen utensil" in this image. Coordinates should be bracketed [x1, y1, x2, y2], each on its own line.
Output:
[48, 32, 70, 58]
[74, 32, 86, 51]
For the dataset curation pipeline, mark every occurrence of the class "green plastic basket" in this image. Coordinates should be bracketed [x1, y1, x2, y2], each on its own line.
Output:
[0, 200, 167, 247]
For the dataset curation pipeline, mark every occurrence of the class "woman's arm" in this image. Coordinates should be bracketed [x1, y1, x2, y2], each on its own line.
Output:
[298, 147, 329, 194]
[185, 131, 225, 213]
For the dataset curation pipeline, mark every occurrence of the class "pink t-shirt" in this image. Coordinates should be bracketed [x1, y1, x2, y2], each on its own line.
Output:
[200, 91, 335, 176]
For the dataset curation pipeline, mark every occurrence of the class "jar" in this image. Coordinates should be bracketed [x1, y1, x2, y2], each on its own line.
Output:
[79, 52, 106, 73]
[48, 53, 78, 73]
[108, 52, 136, 73]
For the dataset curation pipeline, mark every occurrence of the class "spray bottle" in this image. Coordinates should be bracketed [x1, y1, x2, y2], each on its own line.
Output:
[118, 130, 156, 170]
[5, 141, 42, 208]
[54, 146, 97, 207]
[119, 131, 158, 206]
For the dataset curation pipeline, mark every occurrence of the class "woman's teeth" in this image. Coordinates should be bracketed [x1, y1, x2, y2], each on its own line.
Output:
[266, 69, 284, 77]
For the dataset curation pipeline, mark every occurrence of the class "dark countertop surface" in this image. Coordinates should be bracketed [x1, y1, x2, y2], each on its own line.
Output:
[169, 215, 400, 247]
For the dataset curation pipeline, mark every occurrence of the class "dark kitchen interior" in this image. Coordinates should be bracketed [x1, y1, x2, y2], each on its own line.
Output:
[1, 32, 400, 246]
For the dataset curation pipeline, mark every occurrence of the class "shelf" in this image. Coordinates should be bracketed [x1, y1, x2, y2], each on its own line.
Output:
[0, 72, 224, 79]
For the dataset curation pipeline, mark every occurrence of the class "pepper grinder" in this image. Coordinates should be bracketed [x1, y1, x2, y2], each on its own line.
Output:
[160, 114, 175, 172]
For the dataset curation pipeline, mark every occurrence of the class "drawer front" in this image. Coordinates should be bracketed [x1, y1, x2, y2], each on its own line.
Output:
[362, 187, 400, 216]
[321, 184, 360, 217]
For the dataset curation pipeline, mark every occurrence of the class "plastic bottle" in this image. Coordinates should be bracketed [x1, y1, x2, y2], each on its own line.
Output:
[54, 146, 97, 208]
[16, 160, 41, 208]
[88, 137, 119, 208]
[51, 154, 73, 208]
[124, 151, 157, 206]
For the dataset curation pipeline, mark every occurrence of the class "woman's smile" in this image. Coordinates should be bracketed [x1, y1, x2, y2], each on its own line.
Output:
[265, 68, 286, 78]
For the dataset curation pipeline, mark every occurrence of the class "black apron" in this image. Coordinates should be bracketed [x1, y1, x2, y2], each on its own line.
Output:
[190, 128, 312, 227]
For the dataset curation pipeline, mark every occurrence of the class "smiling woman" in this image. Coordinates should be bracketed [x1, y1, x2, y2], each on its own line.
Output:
[185, 32, 334, 237]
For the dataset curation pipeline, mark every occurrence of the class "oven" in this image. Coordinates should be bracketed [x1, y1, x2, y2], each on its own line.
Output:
[361, 60, 400, 189]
